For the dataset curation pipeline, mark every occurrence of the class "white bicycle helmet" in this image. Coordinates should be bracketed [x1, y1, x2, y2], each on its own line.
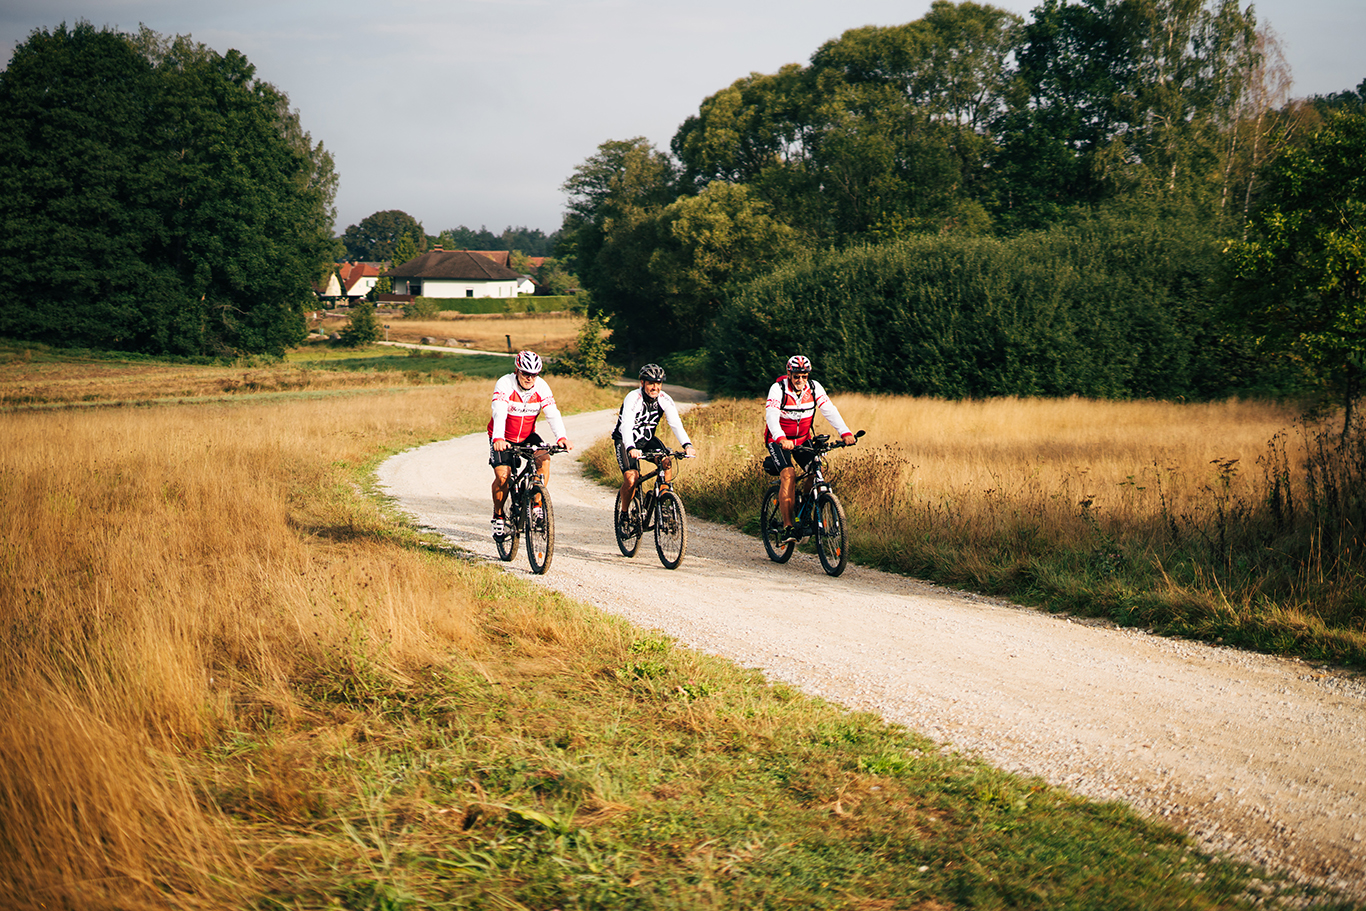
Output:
[515, 350, 543, 375]
[786, 354, 812, 374]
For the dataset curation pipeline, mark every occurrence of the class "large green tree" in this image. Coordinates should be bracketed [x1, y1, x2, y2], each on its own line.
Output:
[0, 22, 337, 356]
[341, 210, 425, 263]
[1226, 107, 1366, 431]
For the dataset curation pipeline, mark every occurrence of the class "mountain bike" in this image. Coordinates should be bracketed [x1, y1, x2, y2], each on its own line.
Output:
[494, 443, 565, 574]
[761, 430, 864, 577]
[613, 449, 691, 569]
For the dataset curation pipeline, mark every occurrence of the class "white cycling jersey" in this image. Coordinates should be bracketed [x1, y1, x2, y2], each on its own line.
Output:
[615, 388, 692, 451]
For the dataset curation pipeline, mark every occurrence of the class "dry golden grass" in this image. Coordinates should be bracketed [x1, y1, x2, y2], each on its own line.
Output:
[683, 393, 1299, 538]
[314, 311, 586, 353]
[0, 375, 621, 908]
[675, 394, 1366, 662]
[0, 351, 406, 406]
[830, 393, 1298, 519]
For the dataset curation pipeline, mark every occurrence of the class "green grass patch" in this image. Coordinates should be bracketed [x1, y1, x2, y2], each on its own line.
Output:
[210, 585, 1310, 909]
[289, 345, 512, 379]
[422, 295, 579, 314]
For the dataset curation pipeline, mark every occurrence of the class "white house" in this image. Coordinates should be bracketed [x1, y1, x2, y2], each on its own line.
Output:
[385, 248, 522, 299]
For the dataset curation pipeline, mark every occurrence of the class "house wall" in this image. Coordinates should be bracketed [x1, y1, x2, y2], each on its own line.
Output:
[393, 278, 520, 298]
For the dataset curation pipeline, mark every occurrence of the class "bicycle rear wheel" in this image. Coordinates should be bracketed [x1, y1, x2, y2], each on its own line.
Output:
[525, 482, 554, 574]
[760, 486, 794, 563]
[614, 491, 642, 557]
[814, 490, 848, 577]
[653, 490, 687, 569]
[494, 491, 519, 562]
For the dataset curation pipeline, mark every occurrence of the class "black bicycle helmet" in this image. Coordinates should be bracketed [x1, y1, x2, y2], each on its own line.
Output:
[639, 363, 666, 383]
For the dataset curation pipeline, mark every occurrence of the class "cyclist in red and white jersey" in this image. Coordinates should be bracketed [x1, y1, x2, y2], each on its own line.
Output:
[488, 350, 572, 538]
[764, 354, 856, 541]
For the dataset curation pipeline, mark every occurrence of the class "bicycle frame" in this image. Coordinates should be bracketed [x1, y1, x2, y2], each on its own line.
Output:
[615, 449, 691, 568]
[503, 444, 557, 527]
[631, 450, 686, 528]
[761, 430, 864, 576]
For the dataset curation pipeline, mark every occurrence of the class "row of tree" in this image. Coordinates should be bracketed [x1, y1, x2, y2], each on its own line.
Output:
[338, 211, 561, 263]
[559, 0, 1364, 416]
[337, 210, 576, 295]
[0, 23, 338, 357]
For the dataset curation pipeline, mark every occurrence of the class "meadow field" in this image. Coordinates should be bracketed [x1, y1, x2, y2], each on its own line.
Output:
[311, 309, 586, 354]
[0, 346, 1346, 909]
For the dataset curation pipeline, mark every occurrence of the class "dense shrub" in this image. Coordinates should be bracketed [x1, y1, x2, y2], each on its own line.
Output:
[710, 212, 1300, 399]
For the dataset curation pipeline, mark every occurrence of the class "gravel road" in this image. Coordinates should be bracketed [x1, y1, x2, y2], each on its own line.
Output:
[377, 406, 1366, 897]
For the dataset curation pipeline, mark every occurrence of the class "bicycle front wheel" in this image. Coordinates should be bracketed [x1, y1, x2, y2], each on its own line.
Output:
[653, 490, 687, 569]
[614, 491, 642, 557]
[760, 485, 794, 563]
[525, 482, 554, 574]
[495, 492, 519, 562]
[814, 490, 848, 577]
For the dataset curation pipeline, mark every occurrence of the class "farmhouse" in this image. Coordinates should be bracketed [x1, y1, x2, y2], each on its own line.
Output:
[386, 247, 522, 299]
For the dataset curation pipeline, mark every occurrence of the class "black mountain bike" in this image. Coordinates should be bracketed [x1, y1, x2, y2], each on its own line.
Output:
[761, 430, 864, 577]
[494, 443, 565, 574]
[613, 449, 691, 569]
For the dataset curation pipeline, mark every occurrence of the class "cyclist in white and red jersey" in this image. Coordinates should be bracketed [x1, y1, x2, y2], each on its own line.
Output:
[764, 354, 856, 541]
[488, 350, 572, 538]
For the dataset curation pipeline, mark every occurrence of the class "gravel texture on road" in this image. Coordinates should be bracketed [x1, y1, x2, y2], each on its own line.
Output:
[377, 407, 1366, 897]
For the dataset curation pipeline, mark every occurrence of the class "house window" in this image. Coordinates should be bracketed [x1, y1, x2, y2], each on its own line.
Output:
[466, 289, 474, 297]
[410, 280, 422, 296]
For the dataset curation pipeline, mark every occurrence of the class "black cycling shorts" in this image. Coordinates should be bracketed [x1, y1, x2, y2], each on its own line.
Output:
[765, 439, 817, 474]
[489, 431, 545, 468]
[616, 436, 669, 474]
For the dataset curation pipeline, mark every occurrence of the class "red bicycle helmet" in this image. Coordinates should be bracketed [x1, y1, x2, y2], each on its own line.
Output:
[786, 354, 812, 374]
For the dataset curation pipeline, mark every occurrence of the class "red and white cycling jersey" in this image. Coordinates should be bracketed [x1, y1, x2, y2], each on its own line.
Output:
[487, 373, 567, 444]
[764, 375, 851, 444]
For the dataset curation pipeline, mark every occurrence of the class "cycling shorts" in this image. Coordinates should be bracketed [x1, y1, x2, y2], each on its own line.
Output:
[616, 436, 669, 474]
[765, 439, 817, 475]
[489, 431, 545, 468]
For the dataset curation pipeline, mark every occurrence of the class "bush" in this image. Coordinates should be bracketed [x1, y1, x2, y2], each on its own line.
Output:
[554, 314, 615, 386]
[401, 298, 440, 319]
[338, 301, 380, 347]
[709, 211, 1300, 400]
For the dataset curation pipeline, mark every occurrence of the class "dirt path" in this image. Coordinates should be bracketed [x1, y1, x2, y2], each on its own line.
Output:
[377, 408, 1366, 896]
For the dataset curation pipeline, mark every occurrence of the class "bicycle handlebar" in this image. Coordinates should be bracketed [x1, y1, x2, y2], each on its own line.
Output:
[636, 448, 693, 462]
[508, 443, 567, 455]
[796, 429, 866, 453]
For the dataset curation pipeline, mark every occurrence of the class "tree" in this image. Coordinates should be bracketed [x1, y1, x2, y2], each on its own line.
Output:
[341, 210, 425, 262]
[338, 300, 380, 347]
[390, 232, 420, 270]
[1226, 108, 1366, 432]
[560, 138, 679, 357]
[0, 23, 337, 357]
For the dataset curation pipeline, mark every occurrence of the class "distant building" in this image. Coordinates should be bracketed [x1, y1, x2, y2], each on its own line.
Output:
[385, 247, 522, 299]
[314, 261, 381, 303]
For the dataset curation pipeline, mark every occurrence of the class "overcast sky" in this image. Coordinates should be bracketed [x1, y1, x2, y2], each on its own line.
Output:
[3, 0, 1363, 239]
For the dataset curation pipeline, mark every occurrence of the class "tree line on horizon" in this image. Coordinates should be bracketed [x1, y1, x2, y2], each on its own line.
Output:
[336, 210, 577, 296]
[557, 0, 1365, 418]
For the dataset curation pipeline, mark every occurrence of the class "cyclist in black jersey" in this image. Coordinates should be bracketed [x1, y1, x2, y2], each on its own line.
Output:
[614, 364, 695, 532]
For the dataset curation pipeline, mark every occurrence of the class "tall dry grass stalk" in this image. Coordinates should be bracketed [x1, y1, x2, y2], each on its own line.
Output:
[0, 376, 617, 908]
